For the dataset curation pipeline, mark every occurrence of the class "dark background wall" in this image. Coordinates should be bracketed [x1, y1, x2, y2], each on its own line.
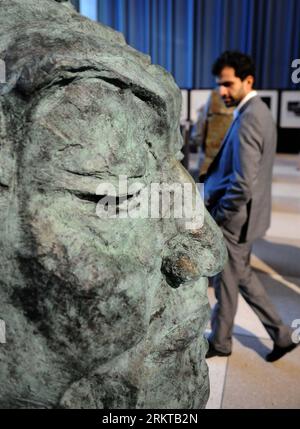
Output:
[74, 0, 300, 90]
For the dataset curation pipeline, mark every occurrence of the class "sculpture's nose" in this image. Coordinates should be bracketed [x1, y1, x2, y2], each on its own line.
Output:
[161, 217, 227, 288]
[161, 252, 200, 289]
[160, 161, 227, 288]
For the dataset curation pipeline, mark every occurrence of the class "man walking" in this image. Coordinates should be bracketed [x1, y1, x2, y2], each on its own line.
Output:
[204, 51, 298, 362]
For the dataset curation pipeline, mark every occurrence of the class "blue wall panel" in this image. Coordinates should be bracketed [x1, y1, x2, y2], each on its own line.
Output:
[78, 0, 300, 89]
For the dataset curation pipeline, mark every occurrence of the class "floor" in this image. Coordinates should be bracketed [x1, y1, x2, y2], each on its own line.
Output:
[190, 154, 300, 409]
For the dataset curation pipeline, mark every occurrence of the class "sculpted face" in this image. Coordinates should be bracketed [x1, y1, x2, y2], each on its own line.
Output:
[0, 0, 226, 409]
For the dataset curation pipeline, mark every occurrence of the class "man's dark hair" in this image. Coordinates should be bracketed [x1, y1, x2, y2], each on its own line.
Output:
[212, 51, 255, 81]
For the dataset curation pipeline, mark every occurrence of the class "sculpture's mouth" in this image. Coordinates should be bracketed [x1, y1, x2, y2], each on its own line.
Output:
[175, 150, 184, 161]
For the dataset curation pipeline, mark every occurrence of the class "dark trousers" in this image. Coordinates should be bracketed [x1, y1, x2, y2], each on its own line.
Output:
[209, 229, 293, 353]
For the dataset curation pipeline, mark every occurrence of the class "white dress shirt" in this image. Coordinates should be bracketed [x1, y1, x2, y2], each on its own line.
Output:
[233, 90, 257, 119]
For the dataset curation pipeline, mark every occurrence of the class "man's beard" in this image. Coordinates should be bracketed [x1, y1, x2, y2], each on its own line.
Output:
[222, 96, 239, 108]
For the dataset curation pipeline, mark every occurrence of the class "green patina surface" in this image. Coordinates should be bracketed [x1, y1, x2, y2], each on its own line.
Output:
[0, 0, 226, 409]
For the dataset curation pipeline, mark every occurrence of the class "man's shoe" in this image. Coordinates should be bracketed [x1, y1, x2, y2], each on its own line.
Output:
[205, 341, 231, 358]
[266, 342, 299, 362]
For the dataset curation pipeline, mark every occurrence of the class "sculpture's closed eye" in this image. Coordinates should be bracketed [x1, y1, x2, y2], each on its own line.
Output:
[74, 192, 135, 205]
[73, 192, 143, 216]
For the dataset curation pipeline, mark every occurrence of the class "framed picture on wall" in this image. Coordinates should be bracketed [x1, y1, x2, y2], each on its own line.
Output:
[256, 90, 279, 124]
[189, 90, 212, 124]
[189, 89, 281, 125]
[280, 91, 300, 128]
[180, 90, 188, 124]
